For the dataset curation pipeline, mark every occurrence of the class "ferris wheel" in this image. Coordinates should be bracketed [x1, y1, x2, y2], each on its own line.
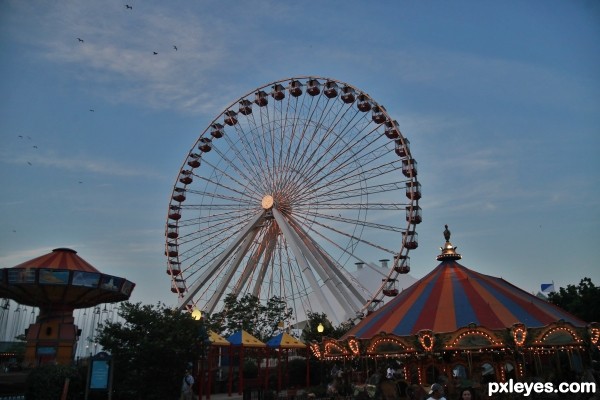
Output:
[165, 76, 421, 324]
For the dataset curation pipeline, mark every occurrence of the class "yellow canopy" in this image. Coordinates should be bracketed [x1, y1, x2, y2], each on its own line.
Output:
[208, 330, 230, 346]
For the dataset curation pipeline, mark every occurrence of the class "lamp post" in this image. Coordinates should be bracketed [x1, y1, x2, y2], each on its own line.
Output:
[193, 308, 210, 400]
[317, 322, 324, 387]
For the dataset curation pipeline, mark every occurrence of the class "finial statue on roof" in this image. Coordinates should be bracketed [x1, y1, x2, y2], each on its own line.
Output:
[444, 224, 451, 242]
[437, 224, 461, 261]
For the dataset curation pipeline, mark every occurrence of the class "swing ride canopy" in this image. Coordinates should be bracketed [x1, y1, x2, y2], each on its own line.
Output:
[0, 247, 135, 309]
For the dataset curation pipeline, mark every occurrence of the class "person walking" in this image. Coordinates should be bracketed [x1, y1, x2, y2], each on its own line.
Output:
[181, 369, 195, 400]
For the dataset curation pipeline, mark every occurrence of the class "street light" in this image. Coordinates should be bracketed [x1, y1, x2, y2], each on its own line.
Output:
[193, 308, 210, 400]
[192, 308, 202, 321]
[317, 322, 324, 386]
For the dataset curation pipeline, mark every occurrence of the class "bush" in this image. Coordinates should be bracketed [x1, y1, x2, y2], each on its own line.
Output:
[25, 364, 84, 400]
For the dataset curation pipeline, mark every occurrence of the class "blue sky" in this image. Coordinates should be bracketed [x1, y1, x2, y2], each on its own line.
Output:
[1, 1, 599, 309]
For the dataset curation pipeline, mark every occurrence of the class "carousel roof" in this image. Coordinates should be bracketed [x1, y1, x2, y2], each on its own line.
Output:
[345, 227, 587, 340]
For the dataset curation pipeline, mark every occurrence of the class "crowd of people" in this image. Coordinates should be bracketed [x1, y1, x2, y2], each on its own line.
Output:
[325, 363, 478, 400]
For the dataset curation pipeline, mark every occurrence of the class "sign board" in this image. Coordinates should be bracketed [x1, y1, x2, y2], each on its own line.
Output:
[90, 359, 110, 389]
[86, 351, 113, 400]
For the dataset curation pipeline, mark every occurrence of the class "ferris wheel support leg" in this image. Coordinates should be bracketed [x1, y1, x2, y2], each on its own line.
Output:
[177, 211, 266, 311]
[272, 209, 348, 324]
[204, 228, 260, 314]
[297, 230, 366, 312]
[251, 236, 276, 298]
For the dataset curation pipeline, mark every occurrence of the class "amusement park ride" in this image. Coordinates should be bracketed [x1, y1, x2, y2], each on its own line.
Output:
[0, 248, 135, 366]
[164, 76, 421, 324]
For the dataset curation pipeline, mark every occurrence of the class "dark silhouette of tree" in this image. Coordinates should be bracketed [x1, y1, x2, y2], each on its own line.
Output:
[547, 277, 600, 323]
[208, 293, 293, 341]
[95, 302, 200, 400]
[300, 311, 353, 343]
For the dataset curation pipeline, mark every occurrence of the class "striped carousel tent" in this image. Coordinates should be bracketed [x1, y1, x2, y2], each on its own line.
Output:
[326, 226, 597, 394]
[346, 252, 586, 339]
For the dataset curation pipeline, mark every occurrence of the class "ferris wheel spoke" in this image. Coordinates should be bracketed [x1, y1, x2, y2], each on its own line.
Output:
[176, 213, 248, 248]
[178, 212, 257, 268]
[204, 148, 266, 197]
[295, 202, 405, 211]
[286, 105, 364, 190]
[222, 119, 274, 192]
[281, 97, 336, 185]
[219, 113, 271, 181]
[278, 95, 312, 181]
[300, 138, 392, 197]
[300, 210, 404, 233]
[186, 187, 256, 207]
[304, 183, 407, 208]
[278, 99, 349, 184]
[295, 214, 398, 255]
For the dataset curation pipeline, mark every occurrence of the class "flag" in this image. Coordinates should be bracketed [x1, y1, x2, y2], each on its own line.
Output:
[541, 283, 555, 293]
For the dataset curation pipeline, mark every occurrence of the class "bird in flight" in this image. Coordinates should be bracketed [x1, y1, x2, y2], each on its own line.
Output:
[125, 4, 132, 9]
[173, 45, 178, 51]
[33, 145, 38, 149]
[77, 38, 84, 43]
[153, 51, 158, 55]
[89, 109, 95, 112]
[27, 162, 32, 166]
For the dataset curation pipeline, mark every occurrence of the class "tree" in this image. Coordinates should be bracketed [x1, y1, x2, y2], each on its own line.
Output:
[95, 302, 200, 400]
[25, 364, 84, 400]
[547, 277, 600, 323]
[208, 293, 293, 342]
[300, 311, 353, 343]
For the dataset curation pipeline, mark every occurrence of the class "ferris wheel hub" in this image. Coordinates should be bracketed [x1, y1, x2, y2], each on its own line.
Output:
[261, 195, 274, 210]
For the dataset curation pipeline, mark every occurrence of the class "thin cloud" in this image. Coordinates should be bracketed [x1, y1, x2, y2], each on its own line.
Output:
[2, 149, 162, 179]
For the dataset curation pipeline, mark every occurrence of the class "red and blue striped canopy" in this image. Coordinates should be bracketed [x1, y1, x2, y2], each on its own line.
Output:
[345, 260, 586, 339]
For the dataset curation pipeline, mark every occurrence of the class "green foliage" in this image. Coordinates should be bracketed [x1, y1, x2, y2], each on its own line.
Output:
[208, 293, 293, 341]
[25, 364, 84, 400]
[547, 277, 600, 323]
[94, 302, 200, 400]
[287, 358, 308, 387]
[300, 311, 353, 342]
